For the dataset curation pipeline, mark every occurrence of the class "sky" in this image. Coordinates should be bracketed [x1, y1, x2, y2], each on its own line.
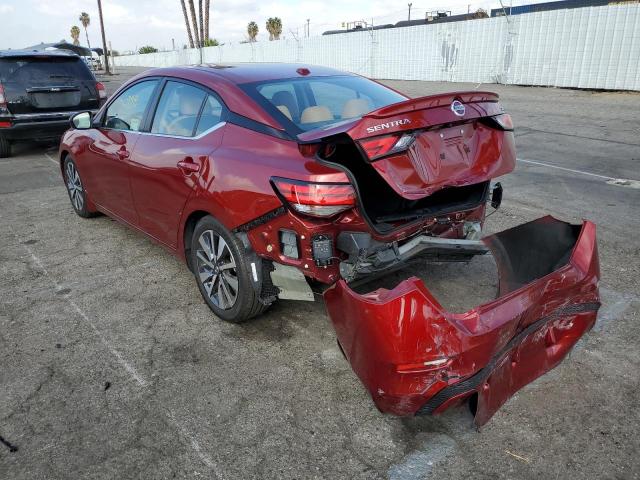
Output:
[1, 0, 552, 53]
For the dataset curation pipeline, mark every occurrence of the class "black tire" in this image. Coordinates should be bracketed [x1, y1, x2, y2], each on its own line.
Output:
[191, 215, 268, 323]
[0, 136, 11, 158]
[63, 156, 97, 218]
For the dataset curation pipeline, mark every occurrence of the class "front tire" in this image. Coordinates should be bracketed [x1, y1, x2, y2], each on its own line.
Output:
[191, 215, 267, 322]
[0, 136, 11, 158]
[63, 156, 96, 218]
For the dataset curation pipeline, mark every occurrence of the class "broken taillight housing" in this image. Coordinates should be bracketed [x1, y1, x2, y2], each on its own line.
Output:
[359, 132, 416, 161]
[272, 177, 356, 218]
[482, 113, 514, 131]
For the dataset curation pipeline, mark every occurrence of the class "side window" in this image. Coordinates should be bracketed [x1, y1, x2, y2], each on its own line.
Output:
[309, 81, 371, 119]
[195, 95, 224, 136]
[104, 80, 158, 131]
[151, 81, 207, 137]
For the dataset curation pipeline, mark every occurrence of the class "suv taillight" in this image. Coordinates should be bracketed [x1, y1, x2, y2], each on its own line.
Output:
[96, 82, 107, 100]
[272, 177, 356, 218]
[359, 132, 416, 161]
[0, 84, 7, 109]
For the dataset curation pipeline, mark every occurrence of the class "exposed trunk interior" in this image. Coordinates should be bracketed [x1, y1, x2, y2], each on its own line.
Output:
[351, 253, 499, 314]
[319, 136, 489, 232]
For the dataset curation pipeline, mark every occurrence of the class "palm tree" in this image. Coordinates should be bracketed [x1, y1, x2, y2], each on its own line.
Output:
[198, 0, 204, 47]
[70, 26, 81, 46]
[187, 0, 201, 47]
[266, 17, 282, 41]
[180, 0, 195, 48]
[272, 17, 282, 40]
[247, 21, 258, 42]
[204, 0, 210, 42]
[79, 12, 91, 49]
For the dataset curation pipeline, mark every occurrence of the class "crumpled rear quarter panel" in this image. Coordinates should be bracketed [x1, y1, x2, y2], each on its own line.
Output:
[323, 217, 600, 425]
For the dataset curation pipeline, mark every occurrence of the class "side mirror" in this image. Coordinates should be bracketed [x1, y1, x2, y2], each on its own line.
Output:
[70, 111, 92, 130]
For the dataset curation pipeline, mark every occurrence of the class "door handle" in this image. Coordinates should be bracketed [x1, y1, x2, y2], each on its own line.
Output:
[116, 148, 130, 160]
[177, 157, 200, 175]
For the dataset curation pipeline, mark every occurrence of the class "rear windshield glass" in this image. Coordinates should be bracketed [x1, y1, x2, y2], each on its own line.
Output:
[0, 57, 93, 83]
[243, 75, 406, 132]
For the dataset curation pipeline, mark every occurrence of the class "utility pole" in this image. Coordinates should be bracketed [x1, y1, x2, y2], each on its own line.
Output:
[306, 19, 310, 38]
[97, 0, 110, 74]
[408, 3, 412, 21]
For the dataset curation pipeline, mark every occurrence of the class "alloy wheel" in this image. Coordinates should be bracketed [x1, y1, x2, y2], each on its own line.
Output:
[196, 230, 239, 310]
[65, 162, 84, 211]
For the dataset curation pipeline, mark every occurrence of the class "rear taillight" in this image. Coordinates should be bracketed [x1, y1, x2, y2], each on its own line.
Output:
[359, 132, 415, 161]
[0, 84, 7, 109]
[272, 177, 356, 218]
[96, 82, 107, 100]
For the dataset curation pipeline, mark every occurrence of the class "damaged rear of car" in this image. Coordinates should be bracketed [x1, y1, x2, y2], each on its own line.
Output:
[240, 73, 600, 424]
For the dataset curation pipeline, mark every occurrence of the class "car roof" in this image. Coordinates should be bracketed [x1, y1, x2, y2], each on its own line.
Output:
[0, 49, 80, 59]
[191, 63, 354, 84]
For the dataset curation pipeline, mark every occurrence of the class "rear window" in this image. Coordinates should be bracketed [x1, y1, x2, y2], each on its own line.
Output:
[0, 57, 94, 83]
[243, 75, 406, 133]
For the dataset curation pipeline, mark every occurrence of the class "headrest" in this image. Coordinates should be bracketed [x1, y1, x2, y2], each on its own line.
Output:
[300, 106, 333, 124]
[342, 98, 371, 119]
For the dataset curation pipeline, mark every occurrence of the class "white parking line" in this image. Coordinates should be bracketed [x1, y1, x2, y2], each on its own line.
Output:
[3, 217, 219, 477]
[517, 158, 638, 186]
[44, 152, 58, 165]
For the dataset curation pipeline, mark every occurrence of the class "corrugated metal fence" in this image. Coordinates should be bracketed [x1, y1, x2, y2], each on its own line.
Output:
[115, 4, 640, 90]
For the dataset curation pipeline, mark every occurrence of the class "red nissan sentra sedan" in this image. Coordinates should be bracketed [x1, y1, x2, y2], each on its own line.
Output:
[59, 64, 600, 425]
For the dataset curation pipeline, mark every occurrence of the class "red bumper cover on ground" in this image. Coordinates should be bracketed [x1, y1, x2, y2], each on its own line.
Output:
[324, 217, 600, 425]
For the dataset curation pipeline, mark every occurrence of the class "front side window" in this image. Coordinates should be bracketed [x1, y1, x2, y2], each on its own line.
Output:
[104, 80, 158, 132]
[151, 81, 207, 137]
[245, 75, 406, 133]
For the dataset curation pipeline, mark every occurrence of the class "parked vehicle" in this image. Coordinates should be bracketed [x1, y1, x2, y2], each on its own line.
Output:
[0, 49, 106, 157]
[58, 64, 600, 425]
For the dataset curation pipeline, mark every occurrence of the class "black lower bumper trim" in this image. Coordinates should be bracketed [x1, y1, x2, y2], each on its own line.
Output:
[415, 301, 600, 416]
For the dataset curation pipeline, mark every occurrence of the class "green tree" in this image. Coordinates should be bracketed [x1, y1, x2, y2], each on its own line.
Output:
[247, 21, 258, 42]
[139, 45, 159, 54]
[79, 12, 91, 48]
[70, 26, 81, 46]
[202, 38, 220, 47]
[266, 17, 282, 41]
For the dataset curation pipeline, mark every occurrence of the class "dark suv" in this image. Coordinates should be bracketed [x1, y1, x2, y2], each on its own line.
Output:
[0, 49, 106, 157]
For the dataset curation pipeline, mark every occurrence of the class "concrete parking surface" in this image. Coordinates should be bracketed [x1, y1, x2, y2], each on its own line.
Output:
[1, 67, 639, 479]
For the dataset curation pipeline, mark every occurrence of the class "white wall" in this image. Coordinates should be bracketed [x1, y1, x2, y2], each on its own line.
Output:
[115, 4, 640, 91]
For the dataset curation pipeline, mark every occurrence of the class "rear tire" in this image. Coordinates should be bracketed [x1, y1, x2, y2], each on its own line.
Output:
[0, 136, 11, 158]
[63, 156, 97, 218]
[191, 215, 268, 323]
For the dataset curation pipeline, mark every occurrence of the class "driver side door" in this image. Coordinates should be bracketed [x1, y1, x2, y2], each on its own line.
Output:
[82, 79, 159, 225]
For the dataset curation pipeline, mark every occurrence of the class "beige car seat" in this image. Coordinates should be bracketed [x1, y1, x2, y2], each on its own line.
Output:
[341, 98, 371, 119]
[276, 105, 292, 120]
[300, 106, 333, 124]
[271, 91, 299, 121]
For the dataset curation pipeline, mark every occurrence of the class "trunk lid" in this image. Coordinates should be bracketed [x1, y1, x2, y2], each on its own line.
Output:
[300, 92, 516, 200]
[0, 56, 99, 114]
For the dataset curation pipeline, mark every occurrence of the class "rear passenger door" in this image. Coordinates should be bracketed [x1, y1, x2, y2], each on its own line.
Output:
[128, 79, 226, 249]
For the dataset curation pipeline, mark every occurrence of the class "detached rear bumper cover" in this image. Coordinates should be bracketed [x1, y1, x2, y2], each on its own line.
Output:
[324, 216, 600, 425]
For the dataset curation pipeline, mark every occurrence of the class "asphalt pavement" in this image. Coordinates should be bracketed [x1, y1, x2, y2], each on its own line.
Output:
[1, 67, 639, 479]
